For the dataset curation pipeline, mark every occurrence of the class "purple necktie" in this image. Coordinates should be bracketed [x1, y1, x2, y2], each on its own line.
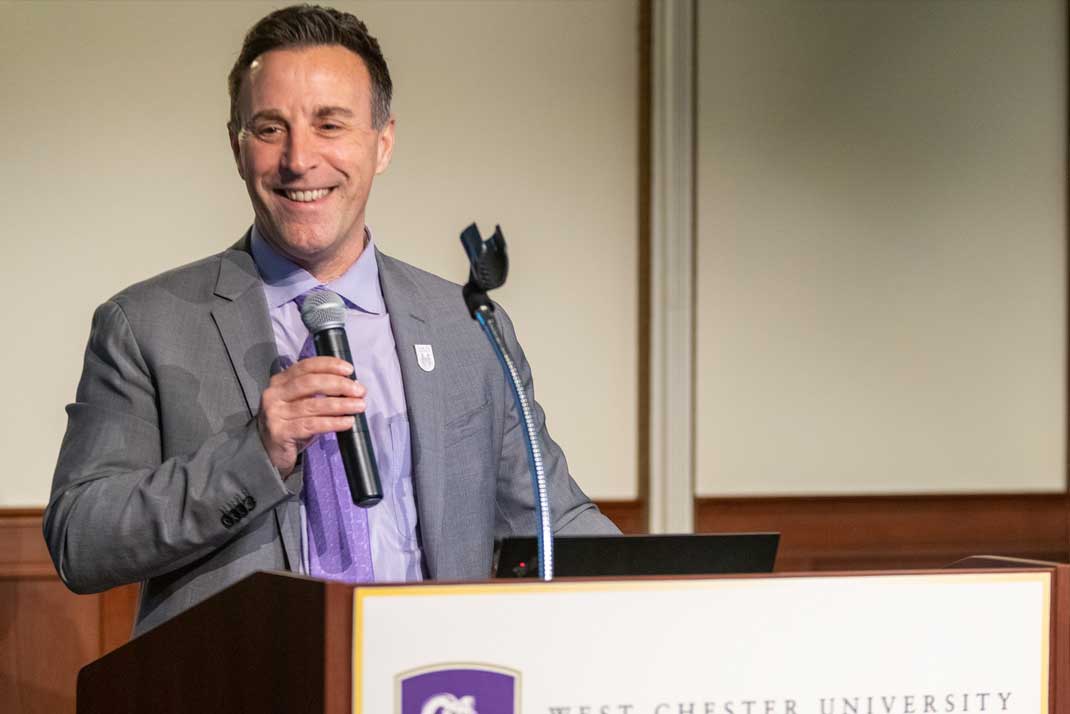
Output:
[296, 292, 375, 584]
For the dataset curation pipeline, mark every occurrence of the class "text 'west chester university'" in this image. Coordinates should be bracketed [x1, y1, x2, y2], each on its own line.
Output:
[547, 692, 1015, 714]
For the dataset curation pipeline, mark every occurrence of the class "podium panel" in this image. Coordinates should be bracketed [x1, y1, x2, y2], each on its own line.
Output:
[356, 572, 1053, 714]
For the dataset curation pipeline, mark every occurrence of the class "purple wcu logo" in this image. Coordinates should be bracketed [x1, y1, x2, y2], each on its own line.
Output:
[397, 664, 520, 714]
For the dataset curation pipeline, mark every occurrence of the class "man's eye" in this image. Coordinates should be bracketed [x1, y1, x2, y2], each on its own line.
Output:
[255, 125, 284, 139]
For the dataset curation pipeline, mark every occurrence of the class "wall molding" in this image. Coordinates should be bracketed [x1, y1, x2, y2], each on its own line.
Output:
[649, 0, 697, 534]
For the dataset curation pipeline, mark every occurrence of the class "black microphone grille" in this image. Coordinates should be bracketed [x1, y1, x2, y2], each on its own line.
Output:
[300, 289, 346, 333]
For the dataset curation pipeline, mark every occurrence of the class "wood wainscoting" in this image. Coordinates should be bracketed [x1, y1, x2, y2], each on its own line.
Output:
[597, 499, 645, 535]
[695, 493, 1070, 571]
[0, 509, 139, 714]
[2, 495, 1066, 712]
[599, 494, 1070, 570]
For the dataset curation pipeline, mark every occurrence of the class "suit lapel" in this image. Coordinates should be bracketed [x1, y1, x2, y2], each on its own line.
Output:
[211, 245, 273, 417]
[210, 237, 302, 573]
[377, 251, 447, 579]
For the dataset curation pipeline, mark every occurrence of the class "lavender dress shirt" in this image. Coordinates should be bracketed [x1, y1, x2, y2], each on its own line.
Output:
[250, 225, 424, 583]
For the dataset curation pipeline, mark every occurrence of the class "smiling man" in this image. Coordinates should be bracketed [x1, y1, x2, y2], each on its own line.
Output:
[46, 4, 617, 635]
[231, 42, 391, 284]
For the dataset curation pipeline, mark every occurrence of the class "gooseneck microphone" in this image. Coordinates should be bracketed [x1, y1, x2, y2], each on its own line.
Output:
[460, 223, 554, 582]
[300, 290, 383, 508]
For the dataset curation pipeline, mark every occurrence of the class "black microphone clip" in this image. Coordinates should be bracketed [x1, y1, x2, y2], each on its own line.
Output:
[460, 223, 508, 318]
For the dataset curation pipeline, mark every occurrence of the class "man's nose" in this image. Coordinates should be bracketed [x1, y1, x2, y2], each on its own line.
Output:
[281, 128, 316, 175]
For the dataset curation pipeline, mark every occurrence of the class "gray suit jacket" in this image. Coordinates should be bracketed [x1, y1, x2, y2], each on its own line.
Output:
[45, 237, 617, 635]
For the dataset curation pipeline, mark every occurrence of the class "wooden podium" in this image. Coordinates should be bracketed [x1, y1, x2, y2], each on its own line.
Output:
[77, 572, 355, 714]
[78, 558, 1070, 714]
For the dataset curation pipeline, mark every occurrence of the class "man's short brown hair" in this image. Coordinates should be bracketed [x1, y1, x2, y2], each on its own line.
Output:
[228, 4, 393, 131]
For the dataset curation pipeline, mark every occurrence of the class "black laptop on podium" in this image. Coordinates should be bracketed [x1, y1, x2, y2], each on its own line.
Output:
[494, 532, 779, 579]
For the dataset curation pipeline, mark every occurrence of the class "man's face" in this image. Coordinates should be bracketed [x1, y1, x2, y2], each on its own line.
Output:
[230, 44, 394, 275]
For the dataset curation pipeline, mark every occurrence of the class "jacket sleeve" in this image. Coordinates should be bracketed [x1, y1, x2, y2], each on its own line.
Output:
[44, 300, 295, 594]
[489, 306, 621, 539]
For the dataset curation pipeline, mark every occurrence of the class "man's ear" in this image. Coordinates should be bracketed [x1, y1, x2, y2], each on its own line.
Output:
[374, 116, 396, 175]
[228, 124, 246, 180]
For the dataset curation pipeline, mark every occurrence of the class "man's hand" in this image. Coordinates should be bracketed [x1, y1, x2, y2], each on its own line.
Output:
[257, 356, 366, 477]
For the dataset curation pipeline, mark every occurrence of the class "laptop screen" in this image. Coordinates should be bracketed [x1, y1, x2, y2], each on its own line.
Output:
[494, 532, 779, 578]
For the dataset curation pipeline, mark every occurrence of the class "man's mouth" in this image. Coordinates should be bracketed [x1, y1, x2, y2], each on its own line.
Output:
[273, 187, 334, 203]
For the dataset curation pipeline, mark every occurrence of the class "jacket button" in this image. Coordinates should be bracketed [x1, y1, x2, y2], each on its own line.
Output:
[221, 513, 235, 528]
[244, 495, 256, 510]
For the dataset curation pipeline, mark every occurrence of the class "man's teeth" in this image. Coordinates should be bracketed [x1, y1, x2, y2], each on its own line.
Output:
[284, 188, 331, 202]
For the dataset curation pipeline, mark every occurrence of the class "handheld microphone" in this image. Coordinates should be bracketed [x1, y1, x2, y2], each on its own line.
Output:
[300, 290, 383, 508]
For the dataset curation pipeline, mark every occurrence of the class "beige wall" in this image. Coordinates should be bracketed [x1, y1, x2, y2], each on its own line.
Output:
[10, 0, 1060, 507]
[0, 0, 639, 506]
[695, 0, 1067, 495]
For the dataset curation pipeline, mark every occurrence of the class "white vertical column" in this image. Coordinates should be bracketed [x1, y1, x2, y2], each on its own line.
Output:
[649, 0, 696, 533]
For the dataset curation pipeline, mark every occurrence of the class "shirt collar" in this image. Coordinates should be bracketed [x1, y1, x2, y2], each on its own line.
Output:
[250, 224, 386, 315]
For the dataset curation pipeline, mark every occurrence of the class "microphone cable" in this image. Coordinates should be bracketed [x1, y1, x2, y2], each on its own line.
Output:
[474, 305, 554, 582]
